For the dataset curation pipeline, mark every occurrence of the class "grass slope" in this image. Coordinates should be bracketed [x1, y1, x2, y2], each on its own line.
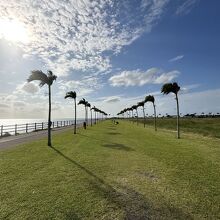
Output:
[131, 117, 220, 138]
[0, 120, 220, 219]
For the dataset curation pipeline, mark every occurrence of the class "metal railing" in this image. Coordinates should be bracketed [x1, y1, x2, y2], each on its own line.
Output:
[0, 120, 75, 137]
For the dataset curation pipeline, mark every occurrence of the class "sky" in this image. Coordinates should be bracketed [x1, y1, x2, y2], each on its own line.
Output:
[0, 0, 220, 119]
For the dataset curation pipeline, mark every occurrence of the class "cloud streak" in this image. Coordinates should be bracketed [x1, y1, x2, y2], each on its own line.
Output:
[176, 0, 199, 15]
[109, 68, 180, 87]
[169, 55, 184, 62]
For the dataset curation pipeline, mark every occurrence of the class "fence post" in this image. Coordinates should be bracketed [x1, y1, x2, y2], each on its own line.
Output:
[1, 125, 3, 137]
[53, 122, 54, 128]
[64, 121, 65, 126]
[26, 123, 28, 133]
[57, 121, 58, 127]
[42, 122, 43, 130]
[35, 123, 37, 131]
[61, 121, 62, 127]
[15, 124, 17, 135]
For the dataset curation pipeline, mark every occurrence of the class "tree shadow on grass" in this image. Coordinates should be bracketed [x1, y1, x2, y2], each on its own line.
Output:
[50, 147, 193, 220]
[65, 210, 81, 220]
[105, 132, 121, 135]
[90, 179, 193, 219]
[108, 127, 116, 130]
[78, 133, 133, 151]
[77, 133, 113, 144]
[50, 146, 149, 219]
[102, 143, 133, 151]
[51, 146, 106, 185]
[88, 180, 150, 220]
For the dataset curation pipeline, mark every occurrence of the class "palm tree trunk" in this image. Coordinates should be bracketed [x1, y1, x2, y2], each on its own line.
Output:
[175, 93, 180, 139]
[90, 108, 92, 126]
[48, 85, 52, 146]
[86, 107, 88, 125]
[84, 106, 87, 127]
[86, 107, 89, 125]
[74, 98, 76, 134]
[93, 110, 96, 124]
[136, 109, 138, 125]
[153, 103, 157, 131]
[143, 106, 146, 127]
[132, 110, 134, 123]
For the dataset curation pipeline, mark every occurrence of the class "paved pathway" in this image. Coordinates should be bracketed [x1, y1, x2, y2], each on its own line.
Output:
[0, 125, 80, 150]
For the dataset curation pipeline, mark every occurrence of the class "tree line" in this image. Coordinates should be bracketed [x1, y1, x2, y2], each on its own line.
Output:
[117, 82, 181, 139]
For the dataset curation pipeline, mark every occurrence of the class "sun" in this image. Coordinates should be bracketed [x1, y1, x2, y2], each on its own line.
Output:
[0, 18, 29, 43]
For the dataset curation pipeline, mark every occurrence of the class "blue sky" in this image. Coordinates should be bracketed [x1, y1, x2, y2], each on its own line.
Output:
[0, 0, 219, 119]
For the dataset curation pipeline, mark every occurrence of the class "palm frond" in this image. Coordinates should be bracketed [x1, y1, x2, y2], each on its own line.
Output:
[161, 82, 180, 95]
[145, 95, 155, 103]
[27, 70, 49, 87]
[78, 98, 87, 105]
[173, 82, 180, 93]
[65, 91, 76, 99]
[137, 101, 144, 107]
[132, 105, 137, 110]
[47, 70, 57, 85]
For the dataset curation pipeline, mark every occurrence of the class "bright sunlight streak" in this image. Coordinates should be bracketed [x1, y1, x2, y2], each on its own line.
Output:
[0, 18, 29, 43]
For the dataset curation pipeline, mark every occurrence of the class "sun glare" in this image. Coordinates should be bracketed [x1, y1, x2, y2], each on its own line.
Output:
[0, 18, 29, 43]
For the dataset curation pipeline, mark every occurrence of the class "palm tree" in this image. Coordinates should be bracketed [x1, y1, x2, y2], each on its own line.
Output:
[130, 107, 134, 119]
[27, 70, 57, 146]
[87, 103, 92, 126]
[85, 101, 89, 125]
[78, 98, 87, 127]
[132, 105, 138, 125]
[65, 91, 77, 134]
[138, 101, 145, 127]
[161, 82, 180, 138]
[91, 106, 98, 124]
[145, 95, 157, 131]
[91, 106, 96, 124]
[128, 107, 133, 121]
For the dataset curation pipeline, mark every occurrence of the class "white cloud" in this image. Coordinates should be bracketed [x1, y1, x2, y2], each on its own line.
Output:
[4, 95, 17, 101]
[154, 71, 180, 84]
[169, 55, 184, 62]
[103, 96, 121, 103]
[0, 103, 10, 108]
[109, 68, 180, 87]
[181, 84, 200, 93]
[58, 76, 101, 97]
[0, 0, 171, 76]
[176, 0, 199, 15]
[20, 82, 39, 94]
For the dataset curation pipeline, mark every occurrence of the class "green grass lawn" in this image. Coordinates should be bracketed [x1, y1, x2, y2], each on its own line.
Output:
[0, 120, 220, 219]
[131, 117, 220, 138]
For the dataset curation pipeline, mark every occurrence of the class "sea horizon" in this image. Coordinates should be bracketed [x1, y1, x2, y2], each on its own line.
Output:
[0, 118, 86, 126]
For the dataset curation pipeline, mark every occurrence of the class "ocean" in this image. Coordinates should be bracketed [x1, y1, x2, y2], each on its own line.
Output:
[0, 118, 85, 126]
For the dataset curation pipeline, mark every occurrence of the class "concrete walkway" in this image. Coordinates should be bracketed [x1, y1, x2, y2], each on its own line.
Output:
[0, 125, 80, 150]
